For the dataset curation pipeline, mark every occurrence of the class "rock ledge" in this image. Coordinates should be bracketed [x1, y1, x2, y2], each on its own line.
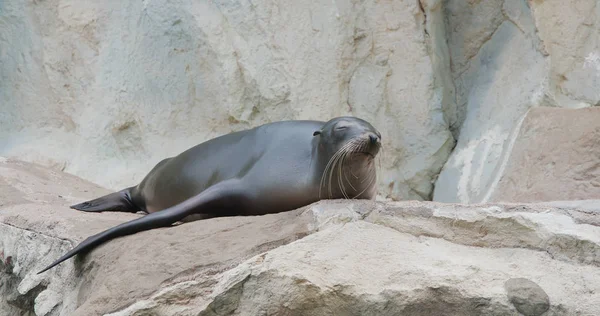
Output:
[1, 159, 599, 316]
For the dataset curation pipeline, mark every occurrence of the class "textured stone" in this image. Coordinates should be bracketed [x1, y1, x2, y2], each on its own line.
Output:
[434, 0, 600, 203]
[0, 0, 454, 201]
[505, 278, 550, 316]
[434, 0, 547, 203]
[530, 0, 600, 108]
[488, 107, 600, 203]
[1, 159, 600, 315]
[0, 158, 316, 316]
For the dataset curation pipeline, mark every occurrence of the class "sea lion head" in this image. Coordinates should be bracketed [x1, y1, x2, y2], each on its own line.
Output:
[313, 116, 382, 199]
[313, 116, 382, 159]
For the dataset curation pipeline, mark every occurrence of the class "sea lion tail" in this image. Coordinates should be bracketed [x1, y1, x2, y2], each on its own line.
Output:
[37, 206, 184, 274]
[38, 180, 243, 274]
[70, 188, 138, 213]
[36, 226, 118, 274]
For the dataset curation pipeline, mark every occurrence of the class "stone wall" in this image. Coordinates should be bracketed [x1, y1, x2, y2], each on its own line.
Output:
[1, 0, 598, 202]
[0, 0, 455, 201]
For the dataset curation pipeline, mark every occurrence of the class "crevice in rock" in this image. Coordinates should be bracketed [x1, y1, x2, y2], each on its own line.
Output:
[161, 259, 244, 287]
[503, 0, 548, 57]
[358, 206, 377, 220]
[453, 19, 505, 81]
[413, 0, 459, 200]
[417, 0, 429, 38]
[199, 273, 251, 316]
[247, 232, 312, 255]
[410, 187, 430, 201]
[501, 8, 524, 35]
[0, 222, 74, 246]
[427, 135, 458, 200]
[367, 202, 600, 268]
[200, 273, 514, 315]
[415, 228, 596, 268]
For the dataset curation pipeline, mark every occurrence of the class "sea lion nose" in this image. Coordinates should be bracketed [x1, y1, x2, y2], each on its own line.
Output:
[369, 133, 379, 144]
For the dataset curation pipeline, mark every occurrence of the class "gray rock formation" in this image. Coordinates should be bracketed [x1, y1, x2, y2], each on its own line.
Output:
[1, 1, 599, 203]
[0, 0, 455, 201]
[1, 158, 599, 315]
[2, 1, 599, 202]
[433, 0, 600, 203]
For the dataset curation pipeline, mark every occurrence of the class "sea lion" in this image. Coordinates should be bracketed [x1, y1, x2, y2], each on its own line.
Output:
[38, 116, 382, 273]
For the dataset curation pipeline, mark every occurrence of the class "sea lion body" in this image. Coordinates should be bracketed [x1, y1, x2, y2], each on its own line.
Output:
[133, 120, 325, 217]
[38, 117, 381, 273]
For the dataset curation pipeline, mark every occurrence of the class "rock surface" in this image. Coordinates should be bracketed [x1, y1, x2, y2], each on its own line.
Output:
[2, 0, 599, 203]
[437, 105, 600, 203]
[488, 107, 600, 203]
[433, 0, 600, 203]
[0, 0, 455, 201]
[2, 159, 600, 316]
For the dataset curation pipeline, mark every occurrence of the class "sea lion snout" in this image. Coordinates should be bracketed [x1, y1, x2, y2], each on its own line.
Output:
[363, 132, 381, 158]
[368, 133, 380, 145]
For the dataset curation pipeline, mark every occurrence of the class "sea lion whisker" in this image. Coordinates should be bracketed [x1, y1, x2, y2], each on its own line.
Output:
[344, 138, 372, 197]
[326, 153, 339, 199]
[324, 141, 352, 198]
[334, 151, 344, 198]
[337, 151, 345, 198]
[320, 141, 351, 198]
[338, 156, 349, 199]
[360, 173, 370, 184]
[343, 165, 357, 191]
[354, 170, 377, 199]
[360, 161, 376, 185]
[345, 138, 372, 195]
[329, 138, 363, 199]
[338, 143, 356, 199]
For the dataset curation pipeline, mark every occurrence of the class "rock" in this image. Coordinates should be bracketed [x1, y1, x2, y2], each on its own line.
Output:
[433, 0, 600, 203]
[434, 0, 547, 203]
[487, 107, 600, 203]
[2, 0, 599, 204]
[1, 159, 600, 315]
[504, 278, 550, 316]
[0, 158, 316, 316]
[0, 0, 454, 201]
[529, 0, 600, 109]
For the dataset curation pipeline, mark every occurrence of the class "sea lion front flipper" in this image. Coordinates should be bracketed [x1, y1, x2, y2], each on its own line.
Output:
[70, 188, 138, 213]
[38, 179, 248, 274]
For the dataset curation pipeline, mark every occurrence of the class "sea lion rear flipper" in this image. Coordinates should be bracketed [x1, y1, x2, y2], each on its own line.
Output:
[70, 188, 137, 213]
[38, 180, 246, 274]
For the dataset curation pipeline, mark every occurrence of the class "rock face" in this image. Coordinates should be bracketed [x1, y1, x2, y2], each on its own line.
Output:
[2, 159, 600, 316]
[1, 1, 599, 203]
[437, 105, 600, 203]
[433, 0, 600, 203]
[0, 0, 455, 201]
[488, 107, 600, 203]
[2, 0, 599, 203]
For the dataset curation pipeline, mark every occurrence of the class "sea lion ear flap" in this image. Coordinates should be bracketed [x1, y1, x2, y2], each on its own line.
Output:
[313, 130, 322, 136]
